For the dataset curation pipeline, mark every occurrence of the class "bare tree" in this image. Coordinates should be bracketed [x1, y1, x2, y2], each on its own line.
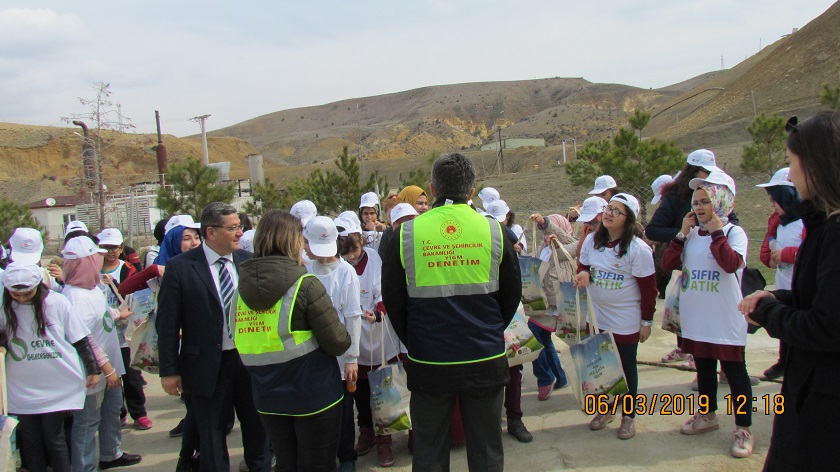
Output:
[62, 82, 135, 229]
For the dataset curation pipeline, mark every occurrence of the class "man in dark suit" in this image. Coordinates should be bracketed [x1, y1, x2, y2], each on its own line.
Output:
[157, 202, 271, 472]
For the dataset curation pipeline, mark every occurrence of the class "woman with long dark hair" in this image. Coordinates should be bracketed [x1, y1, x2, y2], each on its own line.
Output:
[740, 111, 840, 470]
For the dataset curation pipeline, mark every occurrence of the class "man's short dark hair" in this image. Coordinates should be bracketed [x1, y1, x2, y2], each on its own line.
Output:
[200, 202, 238, 238]
[431, 153, 475, 200]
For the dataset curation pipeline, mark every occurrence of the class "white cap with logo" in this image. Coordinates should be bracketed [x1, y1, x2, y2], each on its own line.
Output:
[689, 170, 737, 195]
[756, 168, 794, 188]
[577, 196, 609, 223]
[610, 193, 641, 218]
[65, 220, 88, 235]
[337, 211, 362, 227]
[589, 175, 618, 195]
[334, 217, 362, 236]
[2, 262, 44, 292]
[359, 192, 379, 209]
[165, 215, 201, 235]
[303, 216, 338, 258]
[291, 200, 318, 227]
[686, 149, 723, 173]
[485, 200, 511, 222]
[477, 187, 500, 208]
[97, 228, 124, 246]
[62, 236, 107, 260]
[10, 228, 44, 266]
[390, 203, 418, 225]
[650, 174, 675, 205]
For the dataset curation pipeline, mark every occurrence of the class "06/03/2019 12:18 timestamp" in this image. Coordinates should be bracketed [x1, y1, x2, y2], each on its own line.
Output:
[584, 393, 785, 416]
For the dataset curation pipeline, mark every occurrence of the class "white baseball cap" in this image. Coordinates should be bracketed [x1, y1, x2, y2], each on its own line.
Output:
[689, 170, 737, 195]
[756, 168, 794, 188]
[62, 236, 107, 260]
[334, 217, 362, 236]
[303, 216, 338, 258]
[577, 196, 608, 223]
[390, 203, 418, 225]
[97, 228, 124, 246]
[686, 149, 722, 173]
[477, 187, 500, 207]
[485, 199, 511, 222]
[589, 175, 617, 195]
[359, 192, 379, 209]
[239, 229, 256, 253]
[9, 228, 44, 265]
[338, 210, 362, 227]
[165, 214, 201, 235]
[2, 262, 44, 292]
[65, 220, 88, 234]
[650, 174, 675, 205]
[610, 193, 641, 218]
[290, 200, 317, 227]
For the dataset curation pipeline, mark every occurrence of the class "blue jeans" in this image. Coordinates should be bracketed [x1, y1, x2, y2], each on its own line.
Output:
[528, 320, 567, 388]
[71, 387, 124, 472]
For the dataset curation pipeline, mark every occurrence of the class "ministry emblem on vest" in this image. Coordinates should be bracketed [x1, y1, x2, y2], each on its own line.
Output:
[440, 220, 463, 240]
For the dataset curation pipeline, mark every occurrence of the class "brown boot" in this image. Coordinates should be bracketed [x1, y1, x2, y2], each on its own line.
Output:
[354, 427, 375, 456]
[376, 435, 394, 467]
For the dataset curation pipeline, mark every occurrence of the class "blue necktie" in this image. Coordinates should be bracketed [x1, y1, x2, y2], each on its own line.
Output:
[217, 258, 234, 340]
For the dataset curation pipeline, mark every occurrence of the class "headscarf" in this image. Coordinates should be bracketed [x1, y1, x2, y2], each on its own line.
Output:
[695, 183, 735, 230]
[63, 253, 104, 290]
[544, 214, 572, 246]
[765, 185, 801, 226]
[397, 185, 427, 206]
[154, 226, 201, 266]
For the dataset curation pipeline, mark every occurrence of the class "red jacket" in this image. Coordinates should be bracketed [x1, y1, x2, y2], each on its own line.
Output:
[759, 213, 803, 268]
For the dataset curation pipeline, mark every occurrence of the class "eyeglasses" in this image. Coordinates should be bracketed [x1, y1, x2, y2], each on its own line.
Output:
[691, 199, 712, 208]
[100, 245, 122, 252]
[602, 205, 627, 217]
[211, 224, 245, 233]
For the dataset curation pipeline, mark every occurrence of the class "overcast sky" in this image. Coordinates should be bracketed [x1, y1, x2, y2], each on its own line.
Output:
[1, 1, 835, 137]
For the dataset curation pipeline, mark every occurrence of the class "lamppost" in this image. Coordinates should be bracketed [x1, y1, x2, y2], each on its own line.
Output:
[559, 137, 577, 164]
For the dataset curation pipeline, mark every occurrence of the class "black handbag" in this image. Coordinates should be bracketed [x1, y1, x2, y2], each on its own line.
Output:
[727, 227, 767, 333]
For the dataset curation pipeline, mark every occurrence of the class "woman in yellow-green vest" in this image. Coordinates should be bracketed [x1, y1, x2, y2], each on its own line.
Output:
[233, 210, 350, 471]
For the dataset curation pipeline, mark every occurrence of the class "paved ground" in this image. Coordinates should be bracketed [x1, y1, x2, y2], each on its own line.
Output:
[116, 299, 781, 471]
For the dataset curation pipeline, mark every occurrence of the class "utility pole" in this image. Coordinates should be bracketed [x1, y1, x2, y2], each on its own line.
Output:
[497, 126, 504, 175]
[191, 114, 211, 165]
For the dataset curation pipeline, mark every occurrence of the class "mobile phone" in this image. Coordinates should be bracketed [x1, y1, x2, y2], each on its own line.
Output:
[375, 311, 382, 323]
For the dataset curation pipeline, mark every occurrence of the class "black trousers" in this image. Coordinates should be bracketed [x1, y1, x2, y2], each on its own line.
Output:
[616, 342, 639, 418]
[337, 384, 357, 463]
[764, 389, 838, 471]
[185, 350, 271, 472]
[410, 386, 505, 472]
[260, 403, 342, 472]
[120, 347, 147, 419]
[695, 357, 752, 427]
[17, 411, 71, 472]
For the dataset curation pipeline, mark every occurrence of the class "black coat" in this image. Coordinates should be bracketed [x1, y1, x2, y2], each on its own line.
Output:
[751, 201, 840, 471]
[156, 246, 252, 398]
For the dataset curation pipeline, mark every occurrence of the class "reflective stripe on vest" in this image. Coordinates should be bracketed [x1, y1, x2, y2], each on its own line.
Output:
[233, 274, 320, 366]
[400, 205, 503, 298]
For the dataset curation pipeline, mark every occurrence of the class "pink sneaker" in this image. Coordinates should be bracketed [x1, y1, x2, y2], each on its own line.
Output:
[537, 385, 553, 401]
[134, 416, 153, 430]
[731, 428, 755, 458]
[680, 412, 719, 435]
[661, 348, 690, 363]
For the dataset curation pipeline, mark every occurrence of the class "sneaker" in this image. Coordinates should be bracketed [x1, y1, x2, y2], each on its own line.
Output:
[537, 385, 553, 401]
[506, 417, 533, 443]
[731, 428, 755, 458]
[376, 436, 395, 467]
[354, 427, 375, 456]
[661, 348, 690, 363]
[589, 413, 616, 431]
[680, 412, 719, 435]
[617, 416, 635, 440]
[689, 375, 698, 391]
[763, 363, 784, 380]
[685, 355, 696, 370]
[169, 420, 184, 438]
[134, 416, 153, 430]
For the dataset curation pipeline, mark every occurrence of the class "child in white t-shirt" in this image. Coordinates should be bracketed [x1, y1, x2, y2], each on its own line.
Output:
[0, 263, 101, 472]
[575, 194, 657, 440]
[304, 216, 363, 470]
[662, 172, 756, 458]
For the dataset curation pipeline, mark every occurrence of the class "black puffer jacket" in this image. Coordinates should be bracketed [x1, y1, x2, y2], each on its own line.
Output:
[645, 192, 740, 243]
[237, 255, 350, 415]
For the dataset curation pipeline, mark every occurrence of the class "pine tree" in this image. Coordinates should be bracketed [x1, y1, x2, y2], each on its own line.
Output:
[741, 113, 786, 176]
[156, 158, 237, 217]
[0, 197, 45, 243]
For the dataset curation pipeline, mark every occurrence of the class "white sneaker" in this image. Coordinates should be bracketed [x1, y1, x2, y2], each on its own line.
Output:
[589, 413, 616, 431]
[731, 428, 755, 458]
[680, 412, 719, 435]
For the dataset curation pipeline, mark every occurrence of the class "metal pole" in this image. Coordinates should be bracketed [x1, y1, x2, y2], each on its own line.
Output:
[192, 114, 211, 165]
[497, 127, 504, 175]
[128, 185, 135, 247]
[562, 140, 567, 164]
